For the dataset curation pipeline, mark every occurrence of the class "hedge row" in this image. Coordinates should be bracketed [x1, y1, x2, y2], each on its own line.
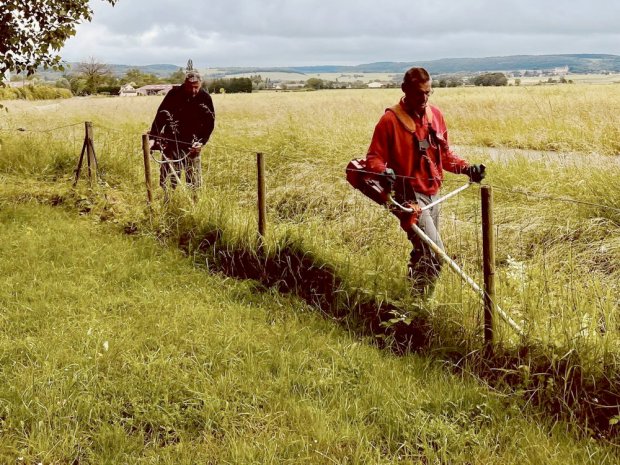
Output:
[0, 86, 73, 101]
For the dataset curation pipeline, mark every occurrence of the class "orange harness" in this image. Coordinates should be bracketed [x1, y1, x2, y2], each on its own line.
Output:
[387, 104, 434, 133]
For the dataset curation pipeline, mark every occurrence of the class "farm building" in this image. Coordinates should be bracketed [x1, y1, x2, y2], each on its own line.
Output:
[274, 82, 305, 90]
[136, 84, 176, 96]
[367, 81, 386, 89]
[119, 83, 138, 97]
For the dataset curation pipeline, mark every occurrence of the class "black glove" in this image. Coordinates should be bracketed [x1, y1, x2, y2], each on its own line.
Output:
[465, 164, 486, 183]
[379, 168, 397, 192]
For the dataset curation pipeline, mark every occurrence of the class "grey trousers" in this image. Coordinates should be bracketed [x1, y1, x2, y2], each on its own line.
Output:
[406, 192, 444, 289]
[160, 152, 202, 190]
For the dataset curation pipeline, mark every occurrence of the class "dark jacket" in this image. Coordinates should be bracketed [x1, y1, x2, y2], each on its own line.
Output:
[149, 85, 215, 154]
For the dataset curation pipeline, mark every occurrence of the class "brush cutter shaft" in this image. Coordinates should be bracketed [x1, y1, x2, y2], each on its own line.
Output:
[421, 182, 471, 211]
[410, 223, 524, 336]
[388, 183, 471, 213]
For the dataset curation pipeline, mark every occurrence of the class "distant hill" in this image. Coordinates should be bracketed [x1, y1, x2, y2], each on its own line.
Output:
[33, 54, 620, 81]
[235, 54, 620, 75]
[106, 63, 182, 76]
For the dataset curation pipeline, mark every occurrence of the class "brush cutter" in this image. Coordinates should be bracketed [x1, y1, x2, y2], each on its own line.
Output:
[345, 158, 523, 335]
[387, 187, 524, 336]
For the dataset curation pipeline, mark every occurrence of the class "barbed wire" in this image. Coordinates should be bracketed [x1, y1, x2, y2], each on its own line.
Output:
[0, 122, 83, 133]
[5, 118, 616, 342]
[490, 184, 620, 215]
[3, 119, 620, 216]
[94, 124, 143, 136]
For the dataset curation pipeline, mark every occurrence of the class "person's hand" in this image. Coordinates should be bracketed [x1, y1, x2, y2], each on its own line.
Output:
[380, 168, 397, 192]
[189, 142, 203, 158]
[465, 164, 486, 183]
[148, 134, 163, 152]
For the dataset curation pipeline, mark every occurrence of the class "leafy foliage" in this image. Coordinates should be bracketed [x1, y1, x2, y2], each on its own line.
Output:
[0, 0, 118, 76]
[75, 57, 112, 94]
[471, 72, 509, 87]
[0, 84, 72, 100]
[120, 68, 162, 87]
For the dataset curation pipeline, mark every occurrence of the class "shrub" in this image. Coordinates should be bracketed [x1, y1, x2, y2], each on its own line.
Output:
[0, 85, 72, 101]
[205, 77, 252, 94]
[97, 85, 121, 95]
[471, 72, 508, 86]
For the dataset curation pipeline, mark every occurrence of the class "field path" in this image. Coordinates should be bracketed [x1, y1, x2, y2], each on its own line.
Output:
[459, 145, 620, 168]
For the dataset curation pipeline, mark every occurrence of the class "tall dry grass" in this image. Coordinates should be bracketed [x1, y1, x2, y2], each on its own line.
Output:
[1, 87, 620, 406]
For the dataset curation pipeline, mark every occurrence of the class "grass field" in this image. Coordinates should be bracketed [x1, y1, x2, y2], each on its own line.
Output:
[0, 203, 618, 464]
[1, 84, 620, 455]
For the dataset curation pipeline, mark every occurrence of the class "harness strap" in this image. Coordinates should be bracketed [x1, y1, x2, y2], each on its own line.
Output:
[387, 104, 434, 133]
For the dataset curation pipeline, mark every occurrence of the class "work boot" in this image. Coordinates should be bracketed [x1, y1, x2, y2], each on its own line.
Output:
[407, 265, 437, 300]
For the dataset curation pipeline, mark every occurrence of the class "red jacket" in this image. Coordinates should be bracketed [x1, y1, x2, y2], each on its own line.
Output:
[366, 99, 469, 196]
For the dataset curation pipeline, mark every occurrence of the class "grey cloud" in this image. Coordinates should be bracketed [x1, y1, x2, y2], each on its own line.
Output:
[63, 0, 620, 66]
[93, 0, 620, 37]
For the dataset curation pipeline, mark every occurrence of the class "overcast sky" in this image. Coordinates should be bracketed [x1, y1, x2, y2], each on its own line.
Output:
[59, 0, 620, 68]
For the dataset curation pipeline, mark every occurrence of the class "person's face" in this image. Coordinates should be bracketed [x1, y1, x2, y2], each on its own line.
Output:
[184, 80, 202, 97]
[402, 79, 432, 115]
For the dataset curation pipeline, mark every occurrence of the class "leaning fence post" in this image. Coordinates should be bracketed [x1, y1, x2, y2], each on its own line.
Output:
[256, 152, 266, 241]
[481, 185, 496, 347]
[85, 121, 97, 186]
[142, 134, 153, 205]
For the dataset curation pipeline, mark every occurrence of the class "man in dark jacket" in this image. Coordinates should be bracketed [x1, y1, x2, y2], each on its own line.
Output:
[149, 60, 215, 192]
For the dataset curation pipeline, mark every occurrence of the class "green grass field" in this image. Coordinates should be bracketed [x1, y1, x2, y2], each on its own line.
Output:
[0, 203, 618, 464]
[1, 85, 620, 459]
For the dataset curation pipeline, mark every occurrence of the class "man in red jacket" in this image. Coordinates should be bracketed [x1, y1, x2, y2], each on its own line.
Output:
[365, 67, 485, 295]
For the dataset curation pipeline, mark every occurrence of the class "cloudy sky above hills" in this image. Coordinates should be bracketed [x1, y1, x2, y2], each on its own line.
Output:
[60, 0, 620, 68]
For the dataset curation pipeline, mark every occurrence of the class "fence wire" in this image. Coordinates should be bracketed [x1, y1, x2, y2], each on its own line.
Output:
[2, 121, 619, 351]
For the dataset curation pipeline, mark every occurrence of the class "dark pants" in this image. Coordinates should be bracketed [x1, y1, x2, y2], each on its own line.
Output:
[405, 192, 444, 293]
[159, 151, 202, 190]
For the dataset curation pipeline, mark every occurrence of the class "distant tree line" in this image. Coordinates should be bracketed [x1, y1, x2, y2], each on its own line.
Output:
[434, 73, 510, 87]
[303, 78, 399, 90]
[205, 77, 253, 94]
[436, 77, 464, 88]
[6, 63, 578, 101]
[0, 84, 72, 101]
[10, 59, 187, 96]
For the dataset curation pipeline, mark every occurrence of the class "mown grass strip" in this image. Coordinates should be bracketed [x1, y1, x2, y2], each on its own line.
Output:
[1, 203, 618, 464]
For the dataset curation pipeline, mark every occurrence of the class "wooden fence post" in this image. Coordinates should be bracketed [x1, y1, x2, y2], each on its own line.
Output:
[142, 134, 153, 205]
[481, 185, 496, 347]
[257, 152, 266, 241]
